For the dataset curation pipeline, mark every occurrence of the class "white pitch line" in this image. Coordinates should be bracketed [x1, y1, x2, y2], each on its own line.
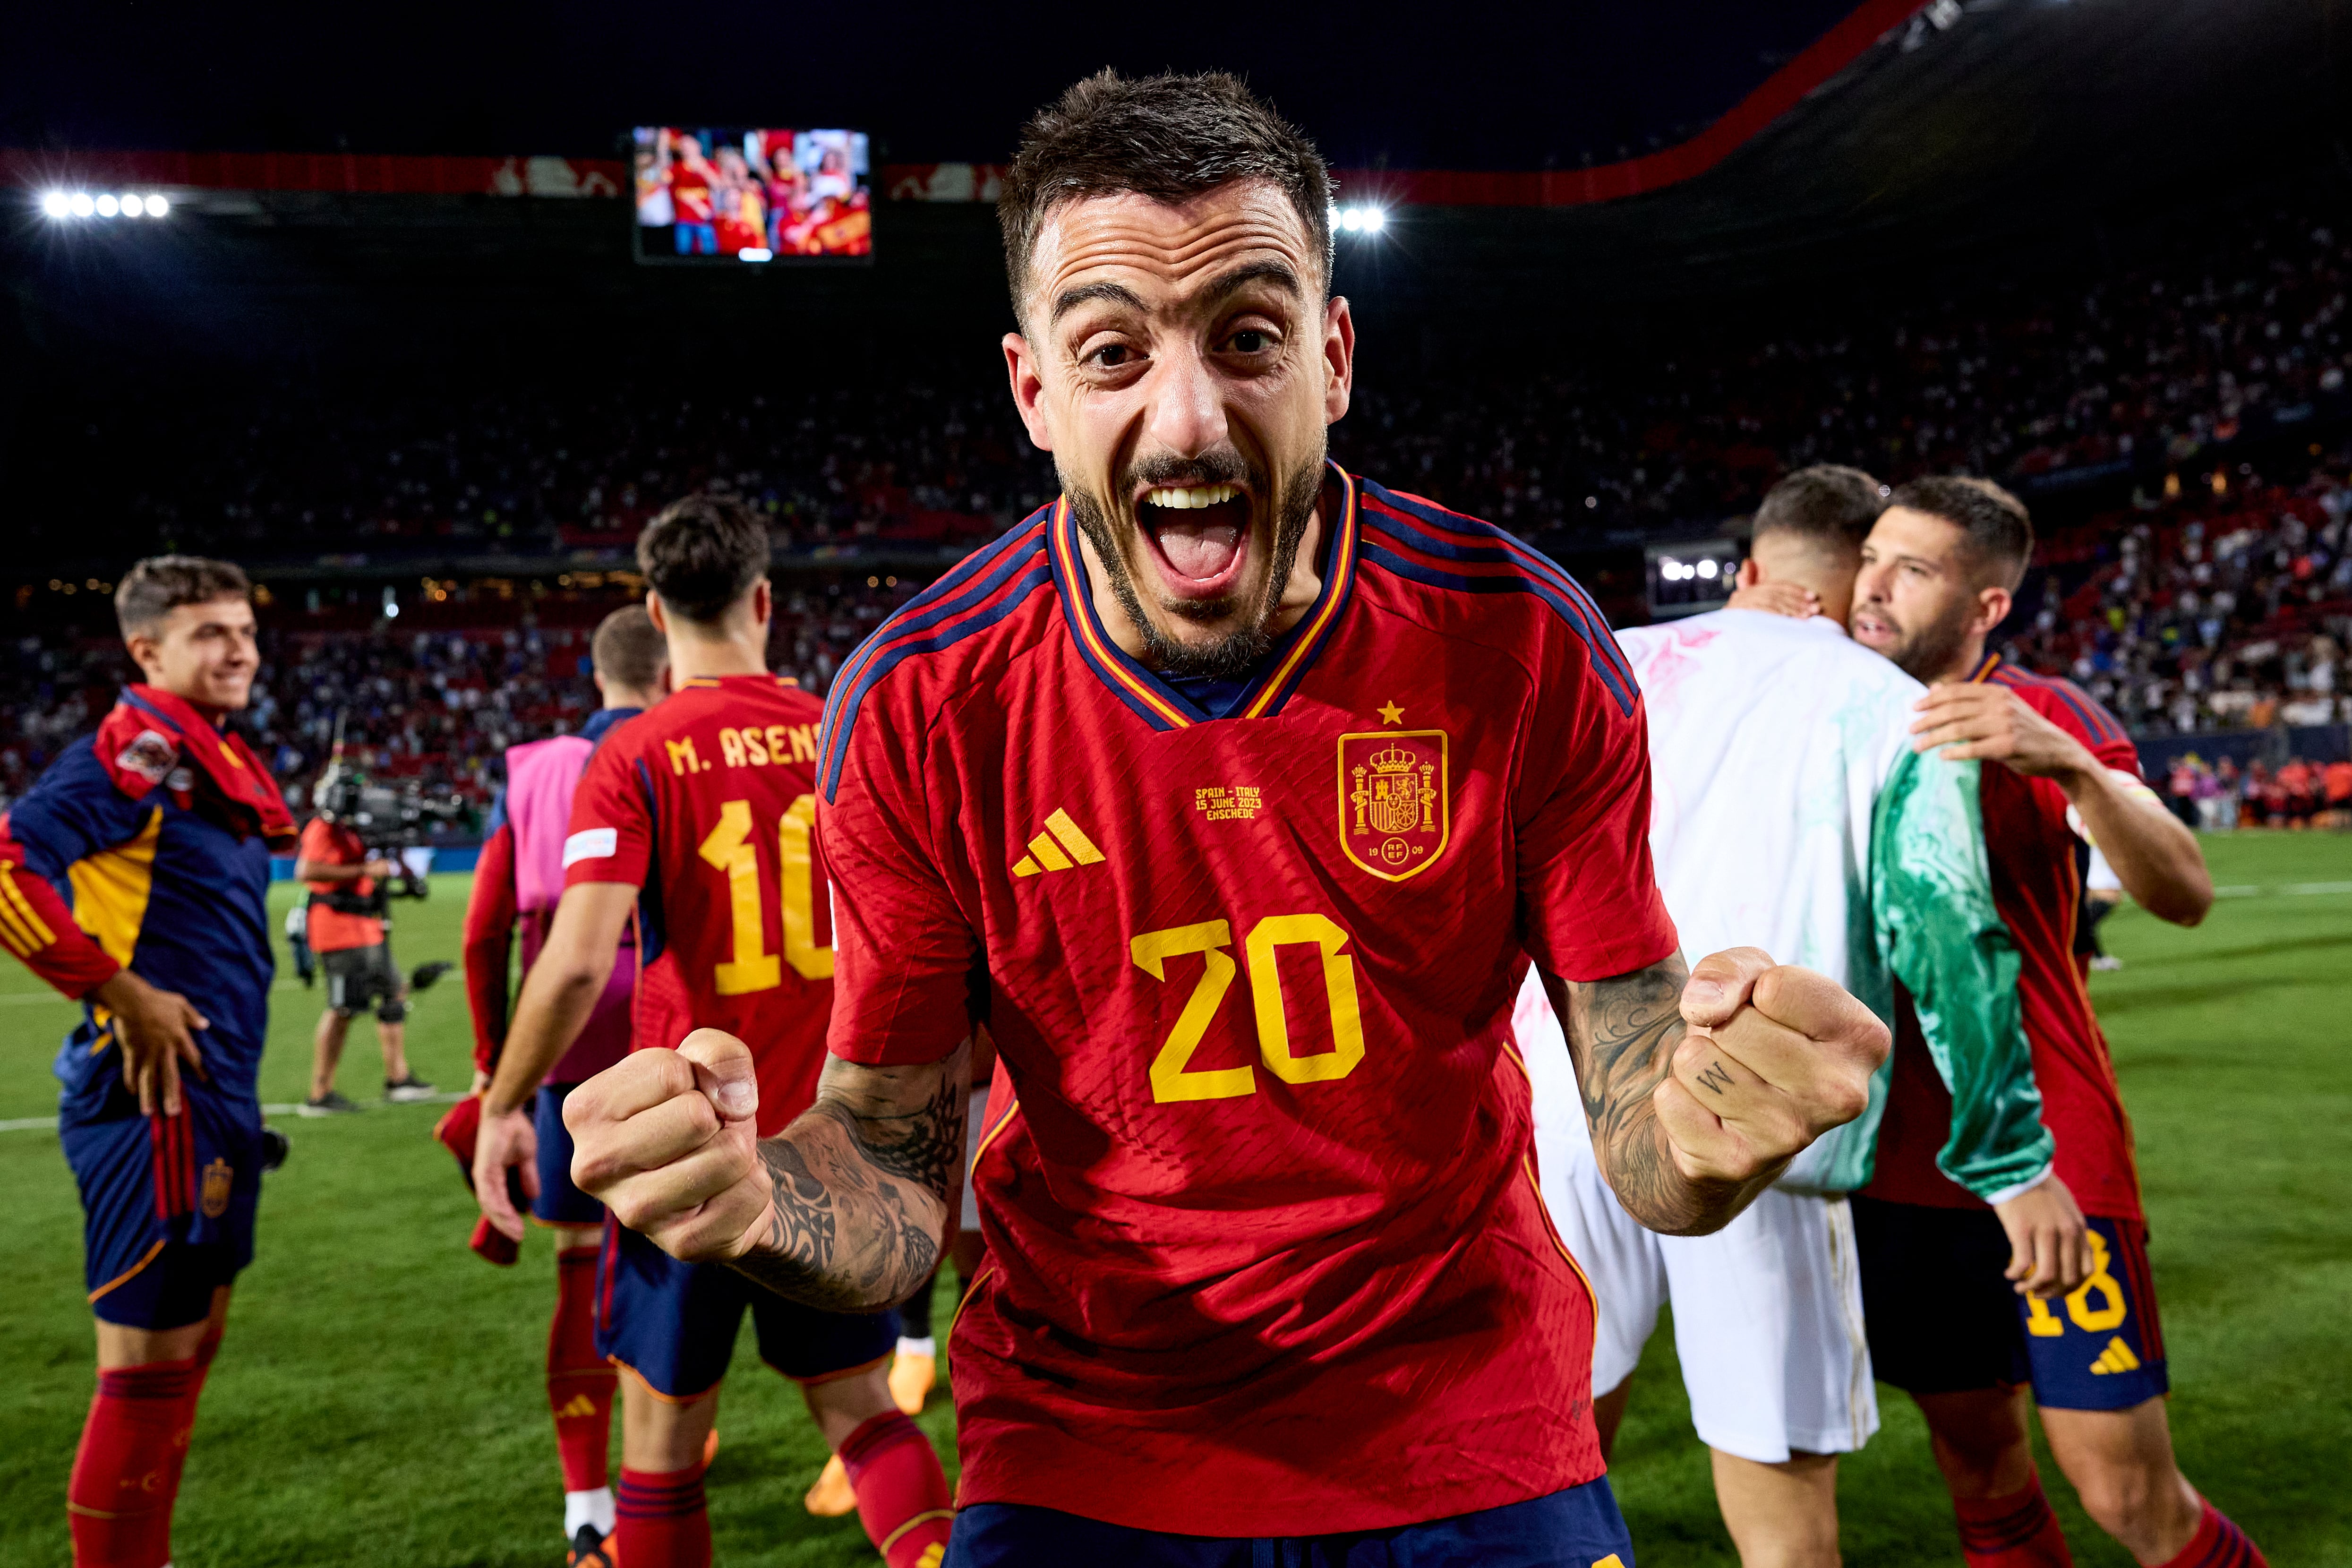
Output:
[2282, 881, 2352, 895]
[0, 1115, 58, 1132]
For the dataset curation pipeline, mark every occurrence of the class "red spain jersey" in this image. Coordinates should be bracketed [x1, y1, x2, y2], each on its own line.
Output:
[1865, 653, 2147, 1220]
[816, 464, 1677, 1534]
[564, 675, 832, 1138]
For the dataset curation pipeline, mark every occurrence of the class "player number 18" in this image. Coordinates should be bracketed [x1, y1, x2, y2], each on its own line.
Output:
[696, 795, 832, 993]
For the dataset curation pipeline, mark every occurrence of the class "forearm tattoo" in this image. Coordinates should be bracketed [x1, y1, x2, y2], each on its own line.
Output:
[1557, 957, 1748, 1236]
[725, 1042, 969, 1313]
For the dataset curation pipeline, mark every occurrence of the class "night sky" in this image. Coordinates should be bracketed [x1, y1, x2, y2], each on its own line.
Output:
[3, 1, 1861, 169]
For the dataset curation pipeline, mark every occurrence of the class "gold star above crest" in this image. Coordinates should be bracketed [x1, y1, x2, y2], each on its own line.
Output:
[1376, 700, 1404, 725]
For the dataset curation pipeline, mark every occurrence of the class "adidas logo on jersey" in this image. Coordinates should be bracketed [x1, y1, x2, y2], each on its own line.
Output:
[2089, 1336, 2142, 1375]
[1012, 809, 1105, 877]
[554, 1394, 600, 1420]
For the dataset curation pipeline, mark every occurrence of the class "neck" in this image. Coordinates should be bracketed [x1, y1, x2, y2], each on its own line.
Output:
[1928, 635, 1990, 685]
[664, 626, 768, 683]
[138, 681, 226, 723]
[601, 692, 653, 712]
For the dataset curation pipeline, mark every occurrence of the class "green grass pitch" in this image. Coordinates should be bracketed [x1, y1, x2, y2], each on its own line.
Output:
[1, 834, 2345, 1565]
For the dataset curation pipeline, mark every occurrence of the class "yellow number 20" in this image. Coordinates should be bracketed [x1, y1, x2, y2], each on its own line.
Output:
[697, 795, 833, 995]
[1130, 912, 1367, 1104]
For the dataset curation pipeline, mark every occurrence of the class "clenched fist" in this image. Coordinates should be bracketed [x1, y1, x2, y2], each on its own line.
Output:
[1658, 947, 1889, 1190]
[566, 1029, 774, 1265]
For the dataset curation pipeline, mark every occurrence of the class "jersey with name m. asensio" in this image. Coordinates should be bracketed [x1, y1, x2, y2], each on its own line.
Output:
[816, 464, 1676, 1534]
[1864, 652, 2149, 1221]
[562, 675, 833, 1138]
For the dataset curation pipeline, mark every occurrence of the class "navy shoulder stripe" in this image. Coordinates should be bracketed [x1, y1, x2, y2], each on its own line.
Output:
[1357, 481, 1637, 716]
[1991, 663, 2130, 747]
[817, 516, 1054, 801]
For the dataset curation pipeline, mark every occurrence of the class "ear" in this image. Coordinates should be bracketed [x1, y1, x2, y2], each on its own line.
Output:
[1736, 557, 1765, 590]
[1971, 583, 2015, 638]
[749, 578, 773, 633]
[1004, 332, 1053, 453]
[124, 630, 165, 684]
[646, 592, 670, 639]
[1322, 295, 1356, 427]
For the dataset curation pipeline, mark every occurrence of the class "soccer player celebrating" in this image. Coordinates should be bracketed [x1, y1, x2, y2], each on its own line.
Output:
[456, 604, 667, 1566]
[0, 557, 293, 1568]
[1842, 479, 2263, 1568]
[564, 71, 1890, 1567]
[471, 499, 955, 1568]
[1522, 465, 2091, 1568]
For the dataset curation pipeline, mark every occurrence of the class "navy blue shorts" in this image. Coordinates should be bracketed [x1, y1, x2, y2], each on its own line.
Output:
[532, 1083, 602, 1227]
[62, 1085, 261, 1330]
[594, 1217, 898, 1399]
[944, 1477, 1635, 1568]
[1853, 1196, 2169, 1411]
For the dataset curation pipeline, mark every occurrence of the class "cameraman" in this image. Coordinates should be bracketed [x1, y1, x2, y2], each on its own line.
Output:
[297, 767, 435, 1113]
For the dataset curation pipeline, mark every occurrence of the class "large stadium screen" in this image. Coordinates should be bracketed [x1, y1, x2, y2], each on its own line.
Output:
[632, 127, 872, 264]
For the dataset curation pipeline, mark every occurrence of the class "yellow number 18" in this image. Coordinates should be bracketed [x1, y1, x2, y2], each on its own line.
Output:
[697, 795, 832, 994]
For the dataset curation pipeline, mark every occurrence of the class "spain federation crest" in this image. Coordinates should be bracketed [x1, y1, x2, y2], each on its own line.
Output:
[1337, 728, 1450, 882]
[200, 1157, 234, 1219]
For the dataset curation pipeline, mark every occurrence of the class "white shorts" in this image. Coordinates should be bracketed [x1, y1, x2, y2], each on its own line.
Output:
[1515, 971, 1878, 1463]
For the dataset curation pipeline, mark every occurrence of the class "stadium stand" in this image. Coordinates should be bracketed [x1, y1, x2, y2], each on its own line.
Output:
[6, 205, 2349, 817]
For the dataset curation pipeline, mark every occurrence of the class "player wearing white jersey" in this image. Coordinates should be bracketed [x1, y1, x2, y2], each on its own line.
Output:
[1520, 467, 2093, 1566]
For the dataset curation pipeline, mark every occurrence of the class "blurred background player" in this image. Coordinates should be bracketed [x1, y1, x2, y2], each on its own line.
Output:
[456, 604, 668, 1568]
[294, 766, 435, 1113]
[0, 556, 293, 1568]
[1840, 478, 2261, 1568]
[1523, 464, 2089, 1568]
[473, 496, 955, 1568]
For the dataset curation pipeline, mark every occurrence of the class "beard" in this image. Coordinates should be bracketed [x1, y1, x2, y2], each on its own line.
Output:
[1876, 606, 1973, 682]
[1063, 443, 1326, 680]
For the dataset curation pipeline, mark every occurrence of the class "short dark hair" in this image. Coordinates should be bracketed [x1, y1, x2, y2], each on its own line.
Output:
[591, 604, 667, 692]
[1753, 464, 1885, 553]
[998, 70, 1334, 324]
[637, 494, 769, 625]
[1886, 475, 2035, 591]
[114, 555, 251, 638]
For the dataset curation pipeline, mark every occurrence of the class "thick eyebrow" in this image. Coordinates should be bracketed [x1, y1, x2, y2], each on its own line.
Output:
[1199, 258, 1303, 308]
[1049, 259, 1306, 327]
[1050, 279, 1146, 324]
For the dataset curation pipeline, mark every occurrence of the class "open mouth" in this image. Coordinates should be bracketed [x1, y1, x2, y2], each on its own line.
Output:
[1136, 482, 1251, 601]
[1850, 609, 1897, 644]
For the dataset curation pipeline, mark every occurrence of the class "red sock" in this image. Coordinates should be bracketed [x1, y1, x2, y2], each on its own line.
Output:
[1954, 1473, 2075, 1567]
[615, 1464, 710, 1568]
[67, 1359, 201, 1568]
[2153, 1499, 2267, 1568]
[547, 1247, 616, 1493]
[837, 1410, 955, 1568]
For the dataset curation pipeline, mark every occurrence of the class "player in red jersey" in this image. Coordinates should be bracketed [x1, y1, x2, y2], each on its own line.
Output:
[451, 605, 667, 1565]
[564, 72, 1889, 1567]
[473, 498, 953, 1568]
[1844, 478, 2263, 1568]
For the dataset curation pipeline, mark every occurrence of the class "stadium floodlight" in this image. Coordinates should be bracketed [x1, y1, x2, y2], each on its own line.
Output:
[42, 191, 71, 218]
[145, 194, 170, 217]
[1359, 206, 1386, 233]
[69, 193, 94, 216]
[94, 195, 118, 217]
[1697, 559, 1719, 580]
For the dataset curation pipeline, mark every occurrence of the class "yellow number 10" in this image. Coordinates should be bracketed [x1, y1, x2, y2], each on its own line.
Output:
[697, 795, 832, 994]
[1129, 912, 1366, 1104]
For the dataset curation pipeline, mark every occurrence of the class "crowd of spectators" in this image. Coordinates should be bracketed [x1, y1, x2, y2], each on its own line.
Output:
[21, 207, 2348, 569]
[8, 201, 2352, 812]
[0, 578, 907, 816]
[2002, 443, 2352, 734]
